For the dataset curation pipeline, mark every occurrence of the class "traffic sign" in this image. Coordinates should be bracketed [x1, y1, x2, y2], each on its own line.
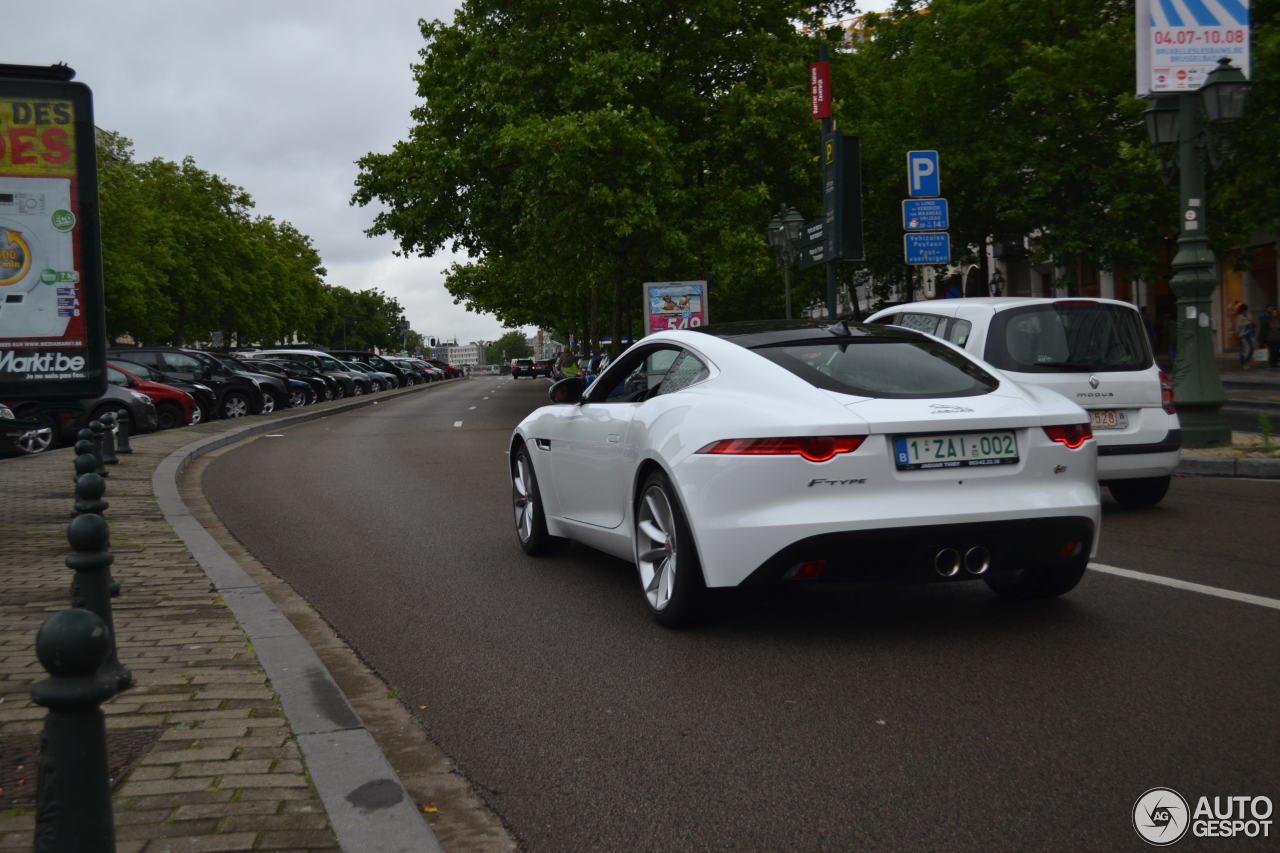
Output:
[906, 150, 940, 197]
[902, 198, 949, 231]
[798, 221, 826, 270]
[904, 232, 951, 265]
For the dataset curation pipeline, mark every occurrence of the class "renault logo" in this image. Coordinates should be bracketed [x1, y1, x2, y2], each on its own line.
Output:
[1089, 375, 1100, 389]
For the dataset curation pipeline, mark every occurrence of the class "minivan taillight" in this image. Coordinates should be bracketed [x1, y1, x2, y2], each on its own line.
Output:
[1159, 370, 1177, 415]
[1043, 423, 1092, 449]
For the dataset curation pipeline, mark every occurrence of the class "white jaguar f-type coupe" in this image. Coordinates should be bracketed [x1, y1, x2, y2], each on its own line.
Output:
[510, 321, 1100, 626]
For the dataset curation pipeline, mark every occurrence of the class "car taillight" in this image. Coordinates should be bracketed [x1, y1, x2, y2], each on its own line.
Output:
[1043, 423, 1092, 449]
[1159, 369, 1177, 415]
[696, 435, 866, 462]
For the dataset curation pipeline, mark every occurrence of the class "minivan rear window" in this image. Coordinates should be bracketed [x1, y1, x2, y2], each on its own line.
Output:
[985, 302, 1152, 372]
[753, 339, 999, 399]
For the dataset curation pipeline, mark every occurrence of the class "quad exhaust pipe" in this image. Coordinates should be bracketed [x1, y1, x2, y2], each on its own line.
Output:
[934, 545, 991, 577]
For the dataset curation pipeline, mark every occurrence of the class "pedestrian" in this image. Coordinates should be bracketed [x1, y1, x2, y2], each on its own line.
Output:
[1263, 304, 1280, 369]
[1234, 303, 1256, 370]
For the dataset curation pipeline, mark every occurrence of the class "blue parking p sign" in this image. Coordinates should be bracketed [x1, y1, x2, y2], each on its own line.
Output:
[906, 150, 939, 198]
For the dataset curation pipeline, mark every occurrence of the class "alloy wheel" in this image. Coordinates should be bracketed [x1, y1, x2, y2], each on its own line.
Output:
[635, 484, 679, 612]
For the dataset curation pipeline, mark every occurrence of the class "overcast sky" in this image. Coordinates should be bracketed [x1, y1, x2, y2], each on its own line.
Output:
[10, 1, 890, 347]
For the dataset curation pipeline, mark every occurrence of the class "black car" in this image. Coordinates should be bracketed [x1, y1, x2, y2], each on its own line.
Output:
[106, 346, 266, 419]
[254, 350, 359, 398]
[327, 350, 413, 388]
[207, 352, 296, 413]
[242, 359, 323, 405]
[109, 358, 217, 425]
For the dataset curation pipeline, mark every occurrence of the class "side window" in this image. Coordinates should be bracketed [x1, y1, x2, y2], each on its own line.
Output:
[654, 352, 709, 396]
[946, 318, 972, 347]
[896, 312, 943, 336]
[161, 353, 202, 373]
[592, 347, 680, 403]
[106, 367, 128, 386]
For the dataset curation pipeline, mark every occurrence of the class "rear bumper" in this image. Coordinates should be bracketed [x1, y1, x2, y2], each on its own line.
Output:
[1097, 429, 1180, 481]
[741, 516, 1096, 586]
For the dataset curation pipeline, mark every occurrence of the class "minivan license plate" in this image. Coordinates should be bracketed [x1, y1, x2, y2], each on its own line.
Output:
[893, 431, 1018, 470]
[1090, 409, 1128, 430]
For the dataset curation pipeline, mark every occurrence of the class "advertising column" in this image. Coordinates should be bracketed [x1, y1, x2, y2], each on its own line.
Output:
[0, 65, 106, 398]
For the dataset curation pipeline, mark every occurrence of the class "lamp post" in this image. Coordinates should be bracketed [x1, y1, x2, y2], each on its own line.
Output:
[767, 205, 806, 319]
[1142, 58, 1250, 448]
[989, 269, 1005, 297]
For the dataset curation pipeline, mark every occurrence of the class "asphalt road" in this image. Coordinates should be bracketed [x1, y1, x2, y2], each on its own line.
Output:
[202, 378, 1280, 852]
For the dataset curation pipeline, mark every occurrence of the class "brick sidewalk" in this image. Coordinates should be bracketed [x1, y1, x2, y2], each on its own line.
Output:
[0, 418, 342, 851]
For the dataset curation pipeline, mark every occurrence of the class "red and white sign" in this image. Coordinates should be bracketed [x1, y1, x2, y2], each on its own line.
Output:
[809, 62, 831, 119]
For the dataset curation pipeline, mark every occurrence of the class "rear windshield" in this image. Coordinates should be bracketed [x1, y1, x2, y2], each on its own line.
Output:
[985, 302, 1153, 372]
[752, 338, 999, 398]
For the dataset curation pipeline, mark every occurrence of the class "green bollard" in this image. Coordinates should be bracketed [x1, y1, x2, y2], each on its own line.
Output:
[31, 607, 118, 853]
[81, 426, 105, 477]
[99, 413, 119, 465]
[114, 411, 133, 454]
[66, 513, 132, 690]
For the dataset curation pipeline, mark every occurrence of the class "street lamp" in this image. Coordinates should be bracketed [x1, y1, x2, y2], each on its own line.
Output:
[767, 205, 805, 319]
[1142, 57, 1250, 448]
[989, 269, 1005, 297]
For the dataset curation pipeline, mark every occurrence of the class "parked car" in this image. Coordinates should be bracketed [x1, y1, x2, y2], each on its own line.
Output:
[510, 320, 1098, 626]
[388, 357, 429, 385]
[109, 358, 216, 426]
[866, 296, 1179, 507]
[328, 350, 414, 387]
[107, 364, 195, 429]
[241, 359, 321, 405]
[408, 358, 446, 382]
[343, 361, 397, 391]
[511, 358, 537, 379]
[206, 352, 299, 413]
[4, 385, 160, 455]
[254, 349, 359, 398]
[424, 357, 461, 378]
[106, 346, 266, 419]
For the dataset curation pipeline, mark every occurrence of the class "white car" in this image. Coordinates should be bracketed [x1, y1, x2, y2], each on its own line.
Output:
[866, 297, 1180, 507]
[509, 321, 1100, 626]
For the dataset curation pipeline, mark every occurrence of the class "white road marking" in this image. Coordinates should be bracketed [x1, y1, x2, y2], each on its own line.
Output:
[1089, 562, 1280, 612]
[468, 406, 477, 410]
[453, 420, 463, 428]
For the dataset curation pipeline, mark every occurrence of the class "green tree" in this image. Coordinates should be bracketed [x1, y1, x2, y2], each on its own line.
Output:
[839, 0, 1175, 298]
[354, 0, 823, 350]
[487, 330, 532, 363]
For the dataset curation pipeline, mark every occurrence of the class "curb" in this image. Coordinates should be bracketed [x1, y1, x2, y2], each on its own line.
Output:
[153, 385, 446, 853]
[1178, 454, 1280, 479]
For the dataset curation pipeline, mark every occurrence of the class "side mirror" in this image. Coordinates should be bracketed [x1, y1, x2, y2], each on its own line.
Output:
[549, 376, 586, 404]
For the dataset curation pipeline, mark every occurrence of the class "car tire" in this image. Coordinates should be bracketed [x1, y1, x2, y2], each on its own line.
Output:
[513, 445, 566, 556]
[352, 382, 365, 396]
[155, 401, 184, 430]
[220, 391, 251, 419]
[634, 470, 705, 627]
[190, 403, 205, 426]
[260, 392, 278, 414]
[14, 410, 57, 455]
[288, 388, 306, 408]
[1107, 475, 1171, 508]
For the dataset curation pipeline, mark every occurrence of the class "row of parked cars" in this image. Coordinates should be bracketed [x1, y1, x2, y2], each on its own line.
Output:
[1, 347, 463, 456]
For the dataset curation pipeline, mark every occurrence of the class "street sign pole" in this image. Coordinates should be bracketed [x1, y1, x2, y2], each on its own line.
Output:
[819, 44, 837, 322]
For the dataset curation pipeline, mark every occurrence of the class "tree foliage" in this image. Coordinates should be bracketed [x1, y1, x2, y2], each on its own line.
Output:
[486, 330, 532, 363]
[356, 0, 1278, 333]
[95, 132, 405, 349]
[354, 0, 823, 350]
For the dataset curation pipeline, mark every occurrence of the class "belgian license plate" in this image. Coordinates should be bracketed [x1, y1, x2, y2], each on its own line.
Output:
[894, 431, 1018, 470]
[1090, 409, 1128, 430]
